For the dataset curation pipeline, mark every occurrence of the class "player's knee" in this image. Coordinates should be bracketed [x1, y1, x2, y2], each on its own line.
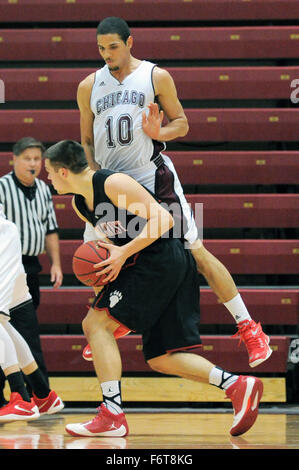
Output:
[82, 308, 113, 338]
[82, 309, 99, 338]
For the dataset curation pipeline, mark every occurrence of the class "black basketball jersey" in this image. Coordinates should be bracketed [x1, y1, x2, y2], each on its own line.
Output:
[74, 169, 167, 247]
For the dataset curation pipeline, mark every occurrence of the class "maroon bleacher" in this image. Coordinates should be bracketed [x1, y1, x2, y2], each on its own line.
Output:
[39, 239, 299, 275]
[168, 151, 299, 185]
[1, 67, 299, 101]
[38, 287, 299, 326]
[204, 240, 299, 274]
[1, 109, 299, 143]
[183, 109, 299, 142]
[49, 194, 299, 229]
[40, 334, 290, 374]
[1, 0, 299, 22]
[0, 110, 80, 143]
[53, 196, 84, 229]
[199, 288, 299, 325]
[1, 151, 298, 185]
[187, 194, 299, 228]
[1, 27, 299, 61]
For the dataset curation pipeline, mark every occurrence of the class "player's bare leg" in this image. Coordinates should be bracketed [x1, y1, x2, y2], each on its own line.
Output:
[190, 241, 238, 303]
[148, 352, 263, 436]
[190, 241, 272, 367]
[148, 350, 214, 383]
[82, 307, 122, 384]
[65, 308, 129, 437]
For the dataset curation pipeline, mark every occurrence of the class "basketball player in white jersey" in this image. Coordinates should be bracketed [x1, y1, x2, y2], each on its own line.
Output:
[0, 206, 64, 421]
[77, 16, 271, 367]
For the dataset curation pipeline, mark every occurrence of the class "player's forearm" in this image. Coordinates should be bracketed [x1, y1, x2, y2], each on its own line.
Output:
[82, 140, 100, 170]
[158, 117, 189, 141]
[122, 210, 174, 259]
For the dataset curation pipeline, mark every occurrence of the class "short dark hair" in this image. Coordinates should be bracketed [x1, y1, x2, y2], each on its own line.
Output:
[13, 137, 45, 156]
[45, 140, 88, 174]
[96, 17, 131, 43]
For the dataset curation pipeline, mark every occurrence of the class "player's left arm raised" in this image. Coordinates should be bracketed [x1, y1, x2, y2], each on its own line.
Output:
[142, 67, 189, 141]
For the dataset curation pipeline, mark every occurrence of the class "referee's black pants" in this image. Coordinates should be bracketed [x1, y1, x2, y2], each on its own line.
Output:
[0, 274, 49, 403]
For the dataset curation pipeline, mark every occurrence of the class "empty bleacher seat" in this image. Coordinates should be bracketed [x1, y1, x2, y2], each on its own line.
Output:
[1, 27, 299, 61]
[1, 109, 299, 143]
[184, 108, 299, 142]
[187, 194, 299, 228]
[51, 194, 299, 229]
[0, 110, 80, 143]
[2, 151, 298, 185]
[38, 287, 299, 325]
[1, 0, 299, 22]
[1, 67, 299, 101]
[168, 151, 299, 185]
[204, 240, 299, 274]
[39, 239, 299, 275]
[40, 334, 290, 374]
[53, 196, 84, 229]
[0, 68, 92, 102]
[199, 288, 299, 325]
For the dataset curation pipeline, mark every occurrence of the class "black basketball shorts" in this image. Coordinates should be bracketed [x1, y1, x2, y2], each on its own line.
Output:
[92, 238, 202, 361]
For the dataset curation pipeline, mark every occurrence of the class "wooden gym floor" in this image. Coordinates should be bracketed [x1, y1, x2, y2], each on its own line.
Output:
[0, 408, 299, 451]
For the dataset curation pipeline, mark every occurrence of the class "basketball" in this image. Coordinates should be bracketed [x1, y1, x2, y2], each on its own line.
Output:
[72, 241, 110, 287]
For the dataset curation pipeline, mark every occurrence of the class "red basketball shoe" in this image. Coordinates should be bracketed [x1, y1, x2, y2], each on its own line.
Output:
[33, 390, 64, 415]
[226, 375, 263, 436]
[0, 392, 40, 422]
[82, 344, 93, 361]
[233, 320, 272, 367]
[82, 325, 131, 361]
[65, 403, 129, 437]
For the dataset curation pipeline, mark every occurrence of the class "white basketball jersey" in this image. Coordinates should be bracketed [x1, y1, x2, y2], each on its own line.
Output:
[89, 61, 199, 245]
[90, 60, 163, 190]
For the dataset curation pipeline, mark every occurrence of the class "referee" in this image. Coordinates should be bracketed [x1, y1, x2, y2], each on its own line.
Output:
[0, 137, 63, 404]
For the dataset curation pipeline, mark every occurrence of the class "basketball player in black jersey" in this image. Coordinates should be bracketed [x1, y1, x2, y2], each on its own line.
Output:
[78, 16, 272, 368]
[45, 140, 264, 438]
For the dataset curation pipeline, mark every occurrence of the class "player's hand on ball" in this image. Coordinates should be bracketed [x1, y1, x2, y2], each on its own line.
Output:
[93, 241, 128, 283]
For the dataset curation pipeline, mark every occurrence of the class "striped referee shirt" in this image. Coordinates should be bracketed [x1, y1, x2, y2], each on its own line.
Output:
[0, 171, 58, 256]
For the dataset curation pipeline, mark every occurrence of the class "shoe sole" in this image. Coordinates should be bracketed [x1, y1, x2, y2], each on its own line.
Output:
[230, 377, 263, 436]
[0, 412, 40, 422]
[82, 354, 93, 362]
[249, 346, 273, 368]
[249, 335, 272, 368]
[39, 402, 65, 415]
[65, 423, 128, 437]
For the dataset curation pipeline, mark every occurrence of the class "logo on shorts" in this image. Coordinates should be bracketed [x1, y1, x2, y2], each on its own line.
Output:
[109, 290, 123, 308]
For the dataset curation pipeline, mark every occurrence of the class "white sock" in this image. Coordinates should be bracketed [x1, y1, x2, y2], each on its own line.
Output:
[209, 366, 239, 390]
[223, 293, 252, 324]
[101, 380, 123, 415]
